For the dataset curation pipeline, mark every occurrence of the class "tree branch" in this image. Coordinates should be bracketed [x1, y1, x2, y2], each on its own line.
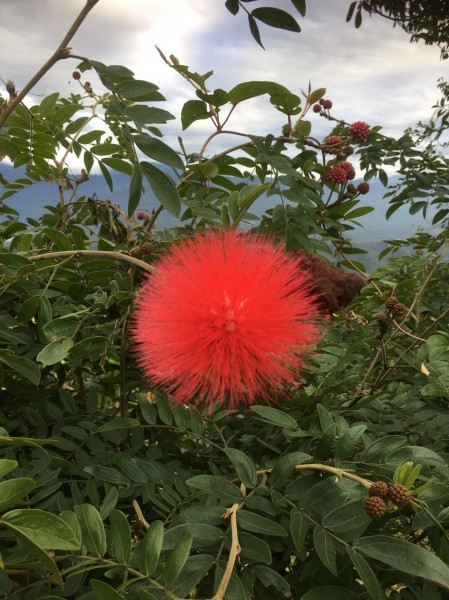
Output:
[0, 0, 100, 129]
[28, 249, 156, 274]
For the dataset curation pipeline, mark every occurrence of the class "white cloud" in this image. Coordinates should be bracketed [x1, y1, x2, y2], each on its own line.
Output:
[0, 0, 446, 171]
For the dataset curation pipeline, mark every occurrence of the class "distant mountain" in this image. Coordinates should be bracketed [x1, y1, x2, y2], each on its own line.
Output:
[0, 162, 439, 265]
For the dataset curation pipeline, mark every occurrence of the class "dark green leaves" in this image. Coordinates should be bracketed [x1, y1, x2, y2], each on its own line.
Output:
[251, 7, 301, 32]
[228, 81, 291, 105]
[249, 405, 298, 428]
[0, 350, 41, 385]
[224, 448, 258, 488]
[354, 535, 449, 591]
[0, 478, 36, 511]
[181, 100, 211, 129]
[1, 509, 80, 550]
[141, 161, 181, 217]
[78, 504, 106, 557]
[186, 475, 243, 503]
[134, 134, 184, 170]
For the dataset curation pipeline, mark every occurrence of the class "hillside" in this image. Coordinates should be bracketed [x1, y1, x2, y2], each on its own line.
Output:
[0, 162, 438, 270]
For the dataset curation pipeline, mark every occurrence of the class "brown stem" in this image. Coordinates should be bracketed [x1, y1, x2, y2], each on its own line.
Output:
[0, 0, 100, 129]
[132, 499, 150, 530]
[212, 503, 241, 600]
[255, 463, 372, 488]
[28, 249, 156, 274]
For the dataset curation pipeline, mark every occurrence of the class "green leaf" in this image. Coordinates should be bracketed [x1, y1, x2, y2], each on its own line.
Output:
[270, 91, 302, 115]
[354, 535, 449, 591]
[90, 143, 125, 157]
[251, 7, 301, 32]
[239, 532, 271, 564]
[237, 510, 288, 537]
[142, 520, 164, 576]
[115, 79, 165, 102]
[99, 160, 113, 191]
[228, 81, 290, 105]
[42, 315, 80, 342]
[128, 161, 143, 216]
[0, 478, 35, 511]
[66, 336, 107, 365]
[224, 448, 258, 488]
[301, 587, 359, 600]
[97, 418, 140, 432]
[322, 500, 371, 541]
[0, 459, 18, 479]
[125, 105, 175, 124]
[109, 509, 131, 564]
[313, 527, 338, 576]
[39, 92, 59, 118]
[253, 564, 290, 595]
[163, 524, 222, 549]
[269, 451, 311, 488]
[138, 395, 157, 424]
[334, 424, 366, 460]
[358, 435, 407, 462]
[291, 0, 306, 16]
[249, 405, 298, 428]
[6, 526, 63, 585]
[161, 535, 192, 586]
[0, 350, 41, 385]
[186, 475, 243, 503]
[386, 446, 445, 467]
[233, 182, 271, 227]
[17, 295, 40, 322]
[91, 580, 123, 600]
[141, 161, 181, 218]
[51, 104, 82, 125]
[346, 547, 385, 600]
[225, 0, 239, 15]
[181, 99, 210, 130]
[290, 509, 309, 555]
[307, 87, 327, 104]
[77, 129, 104, 144]
[134, 134, 184, 170]
[101, 157, 132, 175]
[78, 504, 107, 557]
[187, 162, 219, 179]
[248, 14, 264, 48]
[2, 509, 80, 550]
[37, 338, 74, 366]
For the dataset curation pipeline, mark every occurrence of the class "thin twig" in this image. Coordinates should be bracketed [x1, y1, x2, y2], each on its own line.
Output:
[0, 0, 100, 129]
[28, 249, 156, 274]
[212, 503, 241, 600]
[132, 499, 150, 530]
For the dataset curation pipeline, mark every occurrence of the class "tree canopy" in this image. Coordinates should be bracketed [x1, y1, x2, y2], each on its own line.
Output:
[225, 0, 449, 58]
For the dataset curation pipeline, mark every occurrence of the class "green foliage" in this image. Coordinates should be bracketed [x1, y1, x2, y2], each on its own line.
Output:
[0, 6, 449, 600]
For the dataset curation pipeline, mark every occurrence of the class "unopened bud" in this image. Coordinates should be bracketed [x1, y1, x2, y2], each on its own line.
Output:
[6, 80, 16, 97]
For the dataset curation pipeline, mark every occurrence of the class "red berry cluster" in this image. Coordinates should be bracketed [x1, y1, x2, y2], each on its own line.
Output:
[320, 98, 333, 110]
[313, 98, 333, 113]
[357, 181, 370, 195]
[325, 161, 356, 184]
[339, 161, 356, 180]
[323, 135, 343, 154]
[363, 481, 410, 519]
[385, 296, 407, 316]
[325, 165, 347, 184]
[364, 496, 386, 519]
[349, 121, 370, 143]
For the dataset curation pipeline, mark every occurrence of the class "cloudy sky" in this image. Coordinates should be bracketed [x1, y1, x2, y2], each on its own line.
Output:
[1, 0, 446, 163]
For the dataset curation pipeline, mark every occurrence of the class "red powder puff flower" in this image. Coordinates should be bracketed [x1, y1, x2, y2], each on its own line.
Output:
[131, 231, 322, 408]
